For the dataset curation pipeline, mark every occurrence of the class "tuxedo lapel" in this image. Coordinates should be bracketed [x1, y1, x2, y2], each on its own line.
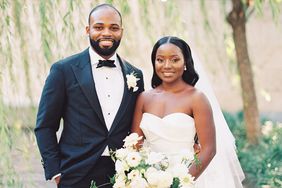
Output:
[109, 55, 133, 134]
[71, 49, 106, 127]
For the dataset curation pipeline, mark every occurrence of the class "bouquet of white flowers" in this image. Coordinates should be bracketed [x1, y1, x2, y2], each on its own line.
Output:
[111, 133, 196, 188]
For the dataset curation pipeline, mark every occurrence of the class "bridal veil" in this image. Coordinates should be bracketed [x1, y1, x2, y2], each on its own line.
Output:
[192, 50, 245, 187]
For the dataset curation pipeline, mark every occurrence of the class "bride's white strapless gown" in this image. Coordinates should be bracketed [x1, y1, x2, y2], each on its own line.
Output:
[140, 113, 243, 188]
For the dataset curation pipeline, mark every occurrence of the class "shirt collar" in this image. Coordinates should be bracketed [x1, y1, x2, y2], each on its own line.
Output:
[89, 47, 119, 68]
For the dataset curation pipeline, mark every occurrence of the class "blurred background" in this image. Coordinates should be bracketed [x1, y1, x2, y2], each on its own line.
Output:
[0, 0, 281, 187]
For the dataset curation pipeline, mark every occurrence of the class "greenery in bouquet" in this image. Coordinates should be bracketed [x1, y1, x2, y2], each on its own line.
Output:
[110, 133, 196, 188]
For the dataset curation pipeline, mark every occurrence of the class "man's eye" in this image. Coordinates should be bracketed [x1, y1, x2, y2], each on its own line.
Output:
[111, 27, 120, 31]
[94, 26, 103, 30]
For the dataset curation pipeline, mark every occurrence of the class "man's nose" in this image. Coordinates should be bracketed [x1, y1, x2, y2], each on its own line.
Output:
[101, 28, 112, 36]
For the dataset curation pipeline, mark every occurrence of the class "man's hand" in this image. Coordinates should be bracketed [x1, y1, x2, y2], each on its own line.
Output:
[54, 175, 61, 185]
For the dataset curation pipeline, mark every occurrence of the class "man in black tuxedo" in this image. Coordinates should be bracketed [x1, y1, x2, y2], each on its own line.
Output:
[35, 4, 144, 188]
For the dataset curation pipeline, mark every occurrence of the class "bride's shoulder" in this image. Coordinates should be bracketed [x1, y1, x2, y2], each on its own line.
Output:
[184, 85, 208, 101]
[187, 87, 211, 107]
[138, 89, 156, 100]
[183, 85, 199, 94]
[137, 88, 161, 104]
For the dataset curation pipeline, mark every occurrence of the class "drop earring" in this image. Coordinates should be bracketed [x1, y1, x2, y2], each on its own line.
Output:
[184, 66, 187, 71]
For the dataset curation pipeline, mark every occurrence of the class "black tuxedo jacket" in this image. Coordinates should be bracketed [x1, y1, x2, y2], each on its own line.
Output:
[34, 48, 144, 185]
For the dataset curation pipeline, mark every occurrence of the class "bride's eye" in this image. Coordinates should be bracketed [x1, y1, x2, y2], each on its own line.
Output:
[171, 58, 180, 63]
[156, 58, 164, 63]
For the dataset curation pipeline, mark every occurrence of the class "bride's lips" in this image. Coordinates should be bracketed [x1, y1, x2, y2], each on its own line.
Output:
[162, 72, 174, 77]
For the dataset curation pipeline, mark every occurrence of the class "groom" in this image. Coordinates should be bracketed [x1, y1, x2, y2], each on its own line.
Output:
[35, 4, 144, 188]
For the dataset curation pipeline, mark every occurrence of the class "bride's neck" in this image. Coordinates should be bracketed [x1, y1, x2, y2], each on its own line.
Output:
[160, 80, 187, 93]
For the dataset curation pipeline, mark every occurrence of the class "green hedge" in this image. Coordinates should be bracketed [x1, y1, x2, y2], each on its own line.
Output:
[224, 111, 282, 188]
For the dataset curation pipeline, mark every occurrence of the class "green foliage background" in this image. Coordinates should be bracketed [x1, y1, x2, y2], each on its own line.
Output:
[225, 112, 282, 187]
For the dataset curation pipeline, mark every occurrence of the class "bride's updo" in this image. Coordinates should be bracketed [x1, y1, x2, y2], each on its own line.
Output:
[151, 36, 199, 88]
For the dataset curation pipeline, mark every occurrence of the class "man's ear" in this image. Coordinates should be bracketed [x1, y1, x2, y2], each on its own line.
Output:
[86, 26, 90, 35]
[120, 27, 124, 37]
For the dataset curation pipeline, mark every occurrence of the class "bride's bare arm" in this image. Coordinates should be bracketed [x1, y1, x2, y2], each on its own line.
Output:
[189, 91, 216, 179]
[131, 92, 146, 147]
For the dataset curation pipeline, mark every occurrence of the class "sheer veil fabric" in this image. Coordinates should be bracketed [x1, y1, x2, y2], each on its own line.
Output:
[192, 50, 245, 187]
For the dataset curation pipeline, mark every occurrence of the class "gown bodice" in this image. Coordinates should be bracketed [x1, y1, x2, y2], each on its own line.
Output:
[140, 112, 196, 155]
[139, 112, 244, 188]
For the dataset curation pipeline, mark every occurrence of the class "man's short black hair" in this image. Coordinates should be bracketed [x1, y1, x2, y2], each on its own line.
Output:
[88, 4, 122, 25]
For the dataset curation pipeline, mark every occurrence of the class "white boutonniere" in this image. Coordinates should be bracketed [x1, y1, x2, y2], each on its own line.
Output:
[126, 72, 140, 92]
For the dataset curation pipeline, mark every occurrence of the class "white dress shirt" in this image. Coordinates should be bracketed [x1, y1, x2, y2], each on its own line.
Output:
[89, 47, 124, 156]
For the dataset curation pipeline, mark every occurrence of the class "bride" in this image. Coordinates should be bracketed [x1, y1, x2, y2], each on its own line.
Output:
[131, 36, 244, 187]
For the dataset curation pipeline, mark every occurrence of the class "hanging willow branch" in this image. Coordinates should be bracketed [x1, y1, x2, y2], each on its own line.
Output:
[200, 0, 212, 31]
[138, 0, 154, 42]
[62, 0, 76, 51]
[0, 0, 15, 87]
[119, 0, 131, 15]
[39, 0, 53, 63]
[13, 0, 34, 104]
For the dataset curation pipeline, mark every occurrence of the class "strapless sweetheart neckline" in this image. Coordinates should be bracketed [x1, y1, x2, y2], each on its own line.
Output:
[140, 112, 196, 154]
[143, 112, 193, 120]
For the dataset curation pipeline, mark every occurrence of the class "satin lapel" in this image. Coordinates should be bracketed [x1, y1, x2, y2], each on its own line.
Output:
[109, 55, 133, 134]
[71, 49, 106, 126]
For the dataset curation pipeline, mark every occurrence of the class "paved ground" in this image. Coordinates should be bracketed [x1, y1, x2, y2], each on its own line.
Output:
[12, 140, 55, 188]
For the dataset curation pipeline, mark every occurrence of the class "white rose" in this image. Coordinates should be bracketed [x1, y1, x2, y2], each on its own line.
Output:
[158, 171, 173, 188]
[115, 160, 123, 173]
[115, 148, 129, 159]
[123, 133, 142, 148]
[146, 169, 162, 186]
[113, 181, 125, 188]
[126, 151, 142, 167]
[145, 168, 173, 187]
[146, 152, 165, 165]
[115, 160, 130, 173]
[144, 167, 156, 178]
[170, 163, 188, 178]
[127, 169, 141, 180]
[113, 173, 127, 188]
[129, 177, 148, 188]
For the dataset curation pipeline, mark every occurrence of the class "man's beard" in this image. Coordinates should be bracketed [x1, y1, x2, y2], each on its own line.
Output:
[89, 38, 121, 57]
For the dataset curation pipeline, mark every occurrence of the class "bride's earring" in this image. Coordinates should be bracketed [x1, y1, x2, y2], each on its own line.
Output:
[184, 66, 187, 71]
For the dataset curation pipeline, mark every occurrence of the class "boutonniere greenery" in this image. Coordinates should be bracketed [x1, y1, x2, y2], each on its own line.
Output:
[126, 72, 140, 92]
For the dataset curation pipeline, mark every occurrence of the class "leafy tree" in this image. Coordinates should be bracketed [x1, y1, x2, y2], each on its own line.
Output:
[226, 0, 281, 144]
[227, 0, 261, 144]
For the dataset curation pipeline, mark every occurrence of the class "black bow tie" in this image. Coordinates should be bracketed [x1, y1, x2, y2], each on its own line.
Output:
[96, 60, 116, 68]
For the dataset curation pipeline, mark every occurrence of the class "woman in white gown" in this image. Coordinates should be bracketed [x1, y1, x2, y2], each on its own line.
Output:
[131, 36, 244, 187]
